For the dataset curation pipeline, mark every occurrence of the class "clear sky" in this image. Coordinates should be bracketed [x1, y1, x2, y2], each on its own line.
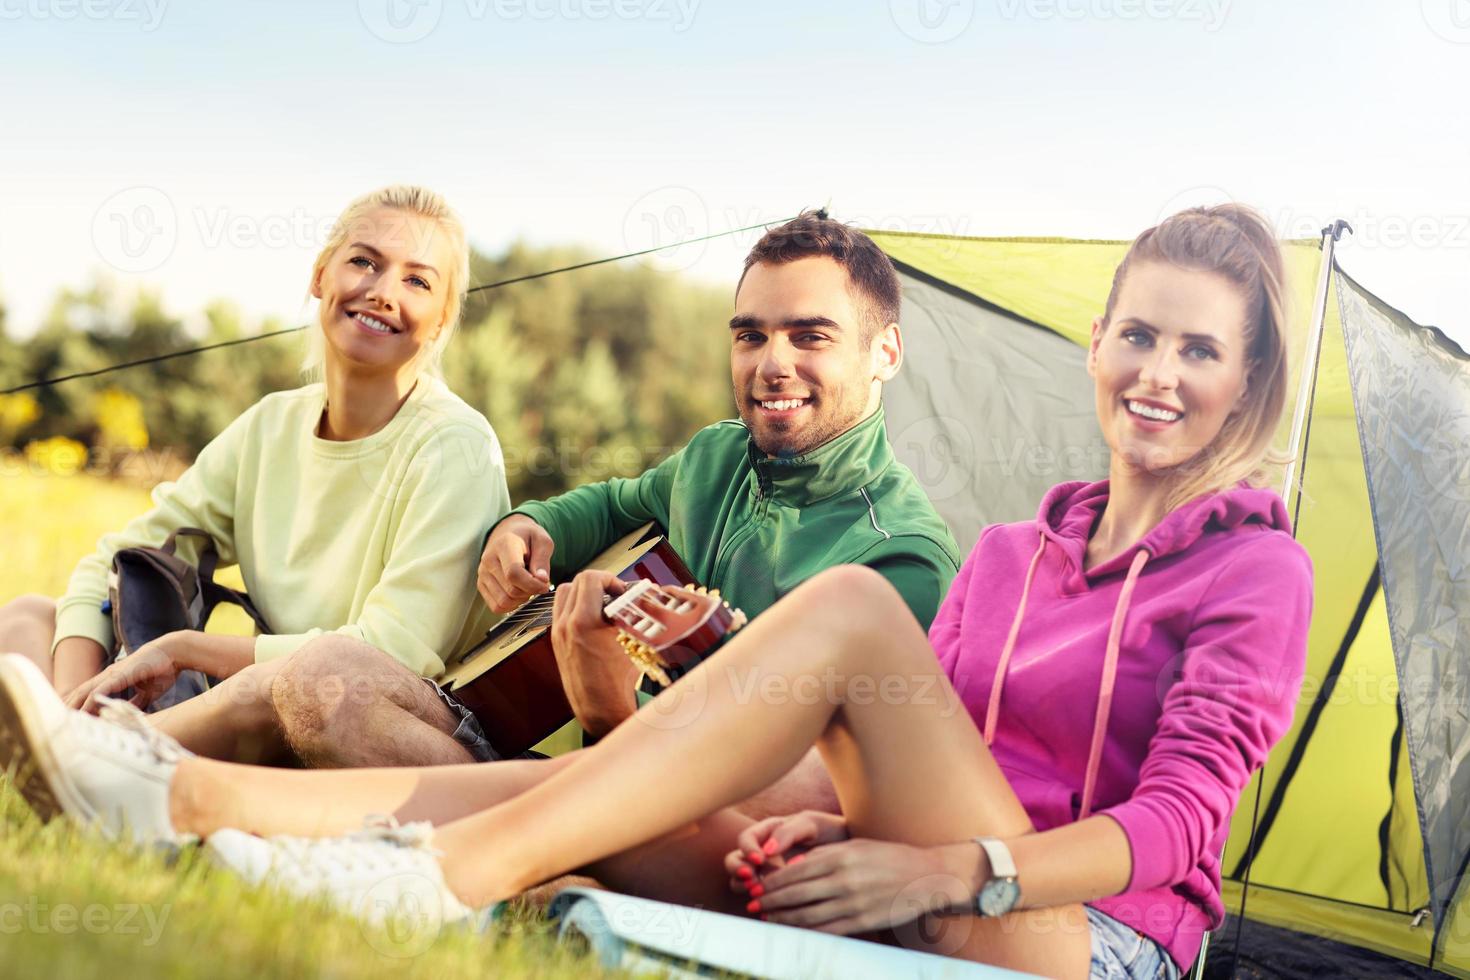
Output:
[2, 0, 1467, 348]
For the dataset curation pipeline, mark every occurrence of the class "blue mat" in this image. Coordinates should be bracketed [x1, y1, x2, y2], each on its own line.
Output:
[549, 887, 1040, 979]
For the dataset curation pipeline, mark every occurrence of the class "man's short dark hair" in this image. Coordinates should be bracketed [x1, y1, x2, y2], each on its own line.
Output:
[738, 211, 901, 346]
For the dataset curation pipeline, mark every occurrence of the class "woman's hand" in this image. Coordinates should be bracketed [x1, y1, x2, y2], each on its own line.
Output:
[64, 632, 192, 714]
[731, 837, 966, 935]
[726, 810, 850, 876]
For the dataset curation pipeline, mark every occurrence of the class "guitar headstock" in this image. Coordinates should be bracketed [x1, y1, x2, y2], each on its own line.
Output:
[604, 581, 747, 687]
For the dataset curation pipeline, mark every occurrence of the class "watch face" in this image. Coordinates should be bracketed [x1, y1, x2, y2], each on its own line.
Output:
[978, 878, 1021, 917]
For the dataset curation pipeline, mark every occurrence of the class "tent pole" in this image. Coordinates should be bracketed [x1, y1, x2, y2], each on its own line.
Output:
[1279, 220, 1354, 502]
[1226, 218, 1352, 977]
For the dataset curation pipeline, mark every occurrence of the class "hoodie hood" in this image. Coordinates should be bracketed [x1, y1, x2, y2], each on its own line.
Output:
[1036, 479, 1293, 586]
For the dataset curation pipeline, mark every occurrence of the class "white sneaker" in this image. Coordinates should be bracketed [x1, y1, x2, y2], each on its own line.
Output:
[0, 653, 190, 844]
[205, 818, 489, 937]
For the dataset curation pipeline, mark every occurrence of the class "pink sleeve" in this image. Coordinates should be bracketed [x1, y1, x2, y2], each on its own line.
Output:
[1102, 532, 1314, 892]
[929, 526, 990, 677]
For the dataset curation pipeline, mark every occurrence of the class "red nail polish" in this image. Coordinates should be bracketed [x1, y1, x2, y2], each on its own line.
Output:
[746, 899, 761, 914]
[789, 854, 805, 865]
[735, 865, 754, 880]
[749, 883, 765, 898]
[763, 838, 781, 855]
[748, 851, 764, 865]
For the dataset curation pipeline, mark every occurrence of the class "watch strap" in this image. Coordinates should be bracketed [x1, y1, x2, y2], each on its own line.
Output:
[974, 836, 1018, 880]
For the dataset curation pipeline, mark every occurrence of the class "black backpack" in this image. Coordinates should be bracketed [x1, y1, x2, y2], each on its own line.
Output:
[105, 528, 271, 711]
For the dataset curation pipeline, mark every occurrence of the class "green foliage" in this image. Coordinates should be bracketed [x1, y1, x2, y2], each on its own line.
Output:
[0, 246, 735, 503]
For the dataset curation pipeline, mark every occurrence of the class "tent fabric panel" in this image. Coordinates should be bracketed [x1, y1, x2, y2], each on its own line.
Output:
[1437, 879, 1470, 975]
[1239, 589, 1413, 907]
[1219, 882, 1437, 970]
[1221, 289, 1410, 909]
[867, 233, 1330, 411]
[1337, 267, 1470, 933]
[1387, 701, 1432, 914]
[884, 270, 1107, 550]
[869, 233, 1127, 349]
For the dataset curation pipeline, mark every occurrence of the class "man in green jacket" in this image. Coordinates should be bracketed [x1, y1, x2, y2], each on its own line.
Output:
[273, 212, 960, 788]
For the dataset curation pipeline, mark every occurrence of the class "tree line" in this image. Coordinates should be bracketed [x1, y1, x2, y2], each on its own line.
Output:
[0, 243, 737, 503]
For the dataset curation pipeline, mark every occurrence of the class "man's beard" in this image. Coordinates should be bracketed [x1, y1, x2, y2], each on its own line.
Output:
[740, 388, 867, 457]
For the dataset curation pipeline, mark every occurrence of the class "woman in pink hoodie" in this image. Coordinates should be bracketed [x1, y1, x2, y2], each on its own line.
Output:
[0, 205, 1312, 979]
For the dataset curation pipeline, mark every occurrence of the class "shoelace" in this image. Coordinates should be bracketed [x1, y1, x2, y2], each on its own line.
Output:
[267, 817, 440, 881]
[93, 696, 193, 765]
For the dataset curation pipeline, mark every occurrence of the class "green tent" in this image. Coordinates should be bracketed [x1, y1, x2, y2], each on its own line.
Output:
[866, 226, 1470, 975]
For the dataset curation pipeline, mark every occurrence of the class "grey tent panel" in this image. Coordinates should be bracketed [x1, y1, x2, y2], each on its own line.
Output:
[1336, 267, 1470, 934]
[885, 270, 1107, 553]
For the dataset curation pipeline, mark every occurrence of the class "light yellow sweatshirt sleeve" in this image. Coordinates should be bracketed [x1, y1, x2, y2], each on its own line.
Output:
[252, 415, 510, 677]
[52, 405, 249, 655]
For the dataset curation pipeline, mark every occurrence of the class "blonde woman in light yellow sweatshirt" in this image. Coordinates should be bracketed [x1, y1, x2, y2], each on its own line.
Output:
[0, 186, 508, 757]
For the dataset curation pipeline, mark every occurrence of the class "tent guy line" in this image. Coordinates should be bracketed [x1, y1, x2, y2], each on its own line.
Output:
[0, 212, 806, 396]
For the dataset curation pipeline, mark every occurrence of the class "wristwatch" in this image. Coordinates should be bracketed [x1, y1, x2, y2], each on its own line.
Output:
[972, 837, 1022, 917]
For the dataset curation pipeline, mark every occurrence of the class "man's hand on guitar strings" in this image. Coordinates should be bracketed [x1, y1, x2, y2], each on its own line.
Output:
[479, 515, 556, 613]
[550, 569, 639, 737]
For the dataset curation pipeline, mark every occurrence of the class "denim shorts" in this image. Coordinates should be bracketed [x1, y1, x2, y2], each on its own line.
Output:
[425, 680, 501, 762]
[1087, 906, 1180, 980]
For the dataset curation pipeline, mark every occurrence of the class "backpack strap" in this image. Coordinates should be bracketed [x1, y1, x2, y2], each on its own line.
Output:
[201, 579, 273, 635]
[157, 527, 272, 635]
[161, 527, 220, 587]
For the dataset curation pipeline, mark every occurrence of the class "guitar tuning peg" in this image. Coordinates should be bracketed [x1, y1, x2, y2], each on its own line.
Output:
[729, 610, 748, 632]
[708, 588, 720, 597]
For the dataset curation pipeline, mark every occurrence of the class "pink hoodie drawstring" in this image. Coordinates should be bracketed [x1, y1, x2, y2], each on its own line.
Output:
[981, 534, 1152, 821]
[982, 532, 1046, 746]
[1079, 549, 1150, 819]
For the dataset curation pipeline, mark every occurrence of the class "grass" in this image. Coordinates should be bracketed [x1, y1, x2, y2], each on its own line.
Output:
[0, 470, 626, 978]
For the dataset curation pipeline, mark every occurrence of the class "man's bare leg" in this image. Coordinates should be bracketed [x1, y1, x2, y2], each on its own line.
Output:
[0, 595, 57, 682]
[735, 748, 837, 820]
[148, 659, 294, 764]
[271, 636, 472, 767]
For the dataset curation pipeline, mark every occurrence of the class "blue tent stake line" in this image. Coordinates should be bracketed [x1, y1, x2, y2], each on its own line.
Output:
[548, 887, 1039, 980]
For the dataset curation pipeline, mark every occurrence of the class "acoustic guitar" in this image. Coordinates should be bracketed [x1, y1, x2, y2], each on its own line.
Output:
[437, 523, 746, 758]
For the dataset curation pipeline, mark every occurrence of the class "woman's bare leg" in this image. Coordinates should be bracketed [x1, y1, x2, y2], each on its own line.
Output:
[0, 595, 57, 682]
[421, 565, 1088, 977]
[173, 750, 584, 835]
[163, 565, 1088, 974]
